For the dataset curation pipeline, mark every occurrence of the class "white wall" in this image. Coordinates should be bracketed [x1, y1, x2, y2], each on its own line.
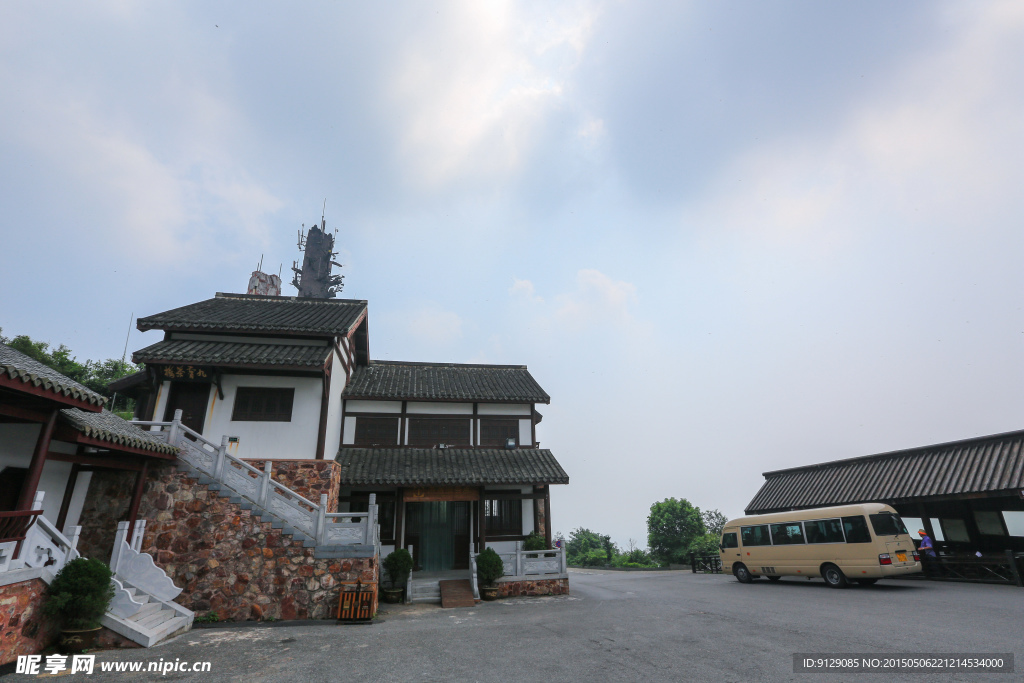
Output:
[0, 425, 90, 527]
[407, 402, 473, 414]
[205, 374, 323, 459]
[345, 400, 401, 413]
[478, 403, 531, 415]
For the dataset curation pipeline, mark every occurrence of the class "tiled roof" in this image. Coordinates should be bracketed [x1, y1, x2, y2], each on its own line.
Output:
[745, 429, 1024, 514]
[335, 448, 569, 486]
[0, 343, 106, 408]
[60, 408, 179, 456]
[133, 339, 331, 369]
[137, 293, 367, 337]
[343, 361, 550, 403]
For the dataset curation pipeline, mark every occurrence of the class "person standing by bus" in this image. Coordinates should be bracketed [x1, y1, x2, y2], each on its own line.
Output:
[917, 529, 937, 557]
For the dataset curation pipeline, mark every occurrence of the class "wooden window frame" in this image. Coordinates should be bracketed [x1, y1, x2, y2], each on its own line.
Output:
[407, 418, 471, 447]
[484, 499, 522, 536]
[480, 418, 519, 447]
[354, 417, 400, 447]
[231, 387, 295, 422]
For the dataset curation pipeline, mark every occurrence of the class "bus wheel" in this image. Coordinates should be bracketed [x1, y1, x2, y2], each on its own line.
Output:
[855, 578, 878, 586]
[822, 564, 848, 588]
[733, 564, 753, 583]
[766, 575, 781, 582]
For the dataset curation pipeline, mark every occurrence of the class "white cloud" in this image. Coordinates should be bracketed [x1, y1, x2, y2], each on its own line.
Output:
[386, 0, 600, 189]
[509, 277, 543, 304]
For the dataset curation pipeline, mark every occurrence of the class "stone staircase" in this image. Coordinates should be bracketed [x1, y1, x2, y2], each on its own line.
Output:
[410, 576, 442, 604]
[103, 580, 193, 648]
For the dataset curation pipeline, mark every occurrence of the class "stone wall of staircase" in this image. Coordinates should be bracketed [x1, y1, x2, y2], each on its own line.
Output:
[135, 463, 376, 621]
[76, 470, 134, 564]
[243, 459, 342, 514]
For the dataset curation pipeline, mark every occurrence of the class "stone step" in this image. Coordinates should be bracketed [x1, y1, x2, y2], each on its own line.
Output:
[148, 615, 190, 642]
[411, 596, 442, 604]
[126, 602, 164, 622]
[136, 609, 174, 629]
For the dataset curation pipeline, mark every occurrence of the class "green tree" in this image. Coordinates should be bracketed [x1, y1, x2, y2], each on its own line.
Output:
[687, 533, 722, 557]
[565, 527, 617, 566]
[647, 498, 705, 565]
[702, 509, 728, 536]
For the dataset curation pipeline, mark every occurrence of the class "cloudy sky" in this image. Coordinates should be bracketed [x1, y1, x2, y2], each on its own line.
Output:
[2, 1, 1022, 548]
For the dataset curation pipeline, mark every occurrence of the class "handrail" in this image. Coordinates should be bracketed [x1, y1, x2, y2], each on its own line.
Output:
[0, 510, 42, 544]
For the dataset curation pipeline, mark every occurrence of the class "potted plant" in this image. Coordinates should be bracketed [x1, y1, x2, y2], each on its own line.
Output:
[43, 558, 114, 653]
[476, 547, 504, 600]
[381, 549, 413, 603]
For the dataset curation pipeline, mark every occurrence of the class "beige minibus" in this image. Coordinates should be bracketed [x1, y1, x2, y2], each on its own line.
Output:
[720, 503, 921, 587]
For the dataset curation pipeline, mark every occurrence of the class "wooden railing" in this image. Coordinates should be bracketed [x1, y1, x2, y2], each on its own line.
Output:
[0, 509, 41, 545]
[920, 551, 1024, 587]
[134, 413, 377, 549]
[689, 553, 723, 574]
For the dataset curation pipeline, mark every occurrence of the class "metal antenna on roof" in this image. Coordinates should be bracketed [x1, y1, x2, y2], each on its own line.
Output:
[110, 312, 133, 415]
[321, 198, 327, 231]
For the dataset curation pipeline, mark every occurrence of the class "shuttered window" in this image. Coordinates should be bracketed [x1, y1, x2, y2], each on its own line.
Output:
[480, 419, 519, 447]
[484, 499, 522, 536]
[407, 418, 470, 446]
[354, 417, 399, 446]
[231, 387, 294, 422]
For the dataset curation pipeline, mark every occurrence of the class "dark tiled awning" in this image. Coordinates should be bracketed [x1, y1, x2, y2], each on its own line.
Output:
[335, 448, 568, 486]
[138, 292, 367, 337]
[0, 343, 106, 409]
[134, 339, 331, 370]
[343, 361, 550, 403]
[746, 429, 1024, 514]
[60, 408, 179, 456]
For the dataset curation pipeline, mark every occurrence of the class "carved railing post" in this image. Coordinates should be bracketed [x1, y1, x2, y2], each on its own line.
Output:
[316, 494, 328, 545]
[365, 494, 376, 545]
[560, 546, 567, 575]
[32, 491, 44, 511]
[64, 525, 81, 555]
[515, 540, 522, 577]
[110, 521, 130, 575]
[257, 461, 272, 508]
[215, 435, 228, 480]
[167, 409, 183, 447]
[131, 520, 146, 552]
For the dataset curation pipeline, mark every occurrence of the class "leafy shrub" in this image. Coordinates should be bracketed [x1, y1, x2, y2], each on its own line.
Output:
[195, 612, 220, 624]
[43, 558, 114, 630]
[523, 532, 546, 551]
[476, 548, 504, 586]
[687, 533, 722, 557]
[382, 548, 413, 588]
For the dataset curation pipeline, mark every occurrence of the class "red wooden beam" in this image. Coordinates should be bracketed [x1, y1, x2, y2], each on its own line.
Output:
[0, 374, 103, 412]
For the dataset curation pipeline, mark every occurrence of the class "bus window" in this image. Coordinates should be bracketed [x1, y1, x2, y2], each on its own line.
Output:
[869, 512, 908, 537]
[805, 518, 844, 544]
[741, 525, 771, 546]
[721, 532, 738, 548]
[842, 515, 871, 543]
[769, 522, 805, 544]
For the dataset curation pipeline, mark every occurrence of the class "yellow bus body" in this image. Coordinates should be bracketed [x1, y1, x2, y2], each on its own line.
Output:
[720, 503, 921, 586]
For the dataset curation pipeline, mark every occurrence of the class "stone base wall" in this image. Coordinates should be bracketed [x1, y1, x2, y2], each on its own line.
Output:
[495, 577, 569, 598]
[0, 579, 59, 666]
[243, 460, 342, 512]
[95, 627, 141, 650]
[76, 470, 136, 564]
[136, 464, 376, 622]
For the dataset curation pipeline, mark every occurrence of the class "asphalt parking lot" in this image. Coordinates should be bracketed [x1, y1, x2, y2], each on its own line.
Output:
[8, 569, 1022, 682]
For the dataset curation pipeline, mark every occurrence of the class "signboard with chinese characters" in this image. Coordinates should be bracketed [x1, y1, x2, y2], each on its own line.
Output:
[157, 365, 213, 382]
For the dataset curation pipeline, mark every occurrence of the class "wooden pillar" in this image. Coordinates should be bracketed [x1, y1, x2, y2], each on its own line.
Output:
[478, 486, 487, 551]
[125, 460, 148, 541]
[532, 485, 540, 536]
[315, 356, 333, 460]
[15, 409, 59, 511]
[543, 485, 552, 549]
[396, 487, 406, 551]
[55, 463, 81, 531]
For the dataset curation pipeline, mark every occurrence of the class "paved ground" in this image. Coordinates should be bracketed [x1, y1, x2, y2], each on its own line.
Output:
[9, 569, 1022, 682]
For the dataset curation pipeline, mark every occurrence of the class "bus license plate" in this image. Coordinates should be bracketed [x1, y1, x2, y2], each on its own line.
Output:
[895, 551, 907, 562]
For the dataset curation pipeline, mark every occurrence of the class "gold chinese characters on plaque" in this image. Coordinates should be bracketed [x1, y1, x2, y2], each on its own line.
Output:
[159, 365, 211, 381]
[405, 487, 479, 502]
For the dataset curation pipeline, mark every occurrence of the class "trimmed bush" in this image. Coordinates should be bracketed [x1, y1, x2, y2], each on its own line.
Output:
[523, 531, 546, 551]
[382, 548, 413, 588]
[476, 548, 504, 586]
[43, 558, 114, 630]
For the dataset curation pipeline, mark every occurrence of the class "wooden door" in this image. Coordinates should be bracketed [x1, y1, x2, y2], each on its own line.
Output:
[163, 381, 211, 434]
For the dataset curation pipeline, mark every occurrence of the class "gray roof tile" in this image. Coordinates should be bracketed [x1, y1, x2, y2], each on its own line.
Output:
[343, 361, 550, 403]
[0, 343, 106, 408]
[745, 429, 1024, 514]
[137, 293, 367, 337]
[133, 339, 331, 369]
[335, 448, 568, 486]
[60, 408, 179, 456]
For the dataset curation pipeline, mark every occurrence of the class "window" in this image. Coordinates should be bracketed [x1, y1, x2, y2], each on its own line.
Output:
[480, 419, 519, 447]
[804, 519, 845, 544]
[740, 525, 771, 546]
[1003, 511, 1024, 537]
[842, 516, 872, 543]
[408, 418, 470, 446]
[928, 518, 945, 541]
[484, 499, 522, 536]
[769, 523, 805, 545]
[231, 387, 294, 422]
[720, 532, 738, 549]
[940, 518, 970, 542]
[869, 512, 908, 537]
[974, 511, 1006, 536]
[354, 417, 399, 446]
[350, 496, 396, 541]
